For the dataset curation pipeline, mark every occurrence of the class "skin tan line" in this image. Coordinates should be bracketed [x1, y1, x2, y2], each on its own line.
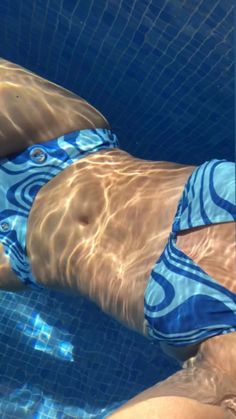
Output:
[0, 59, 235, 419]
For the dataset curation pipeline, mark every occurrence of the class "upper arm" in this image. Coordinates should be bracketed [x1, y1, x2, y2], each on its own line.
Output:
[107, 345, 236, 419]
[108, 396, 230, 419]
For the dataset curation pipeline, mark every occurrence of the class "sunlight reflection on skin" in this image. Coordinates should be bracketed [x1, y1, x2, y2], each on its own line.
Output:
[0, 58, 236, 417]
[0, 58, 109, 157]
[109, 333, 236, 418]
[27, 150, 197, 334]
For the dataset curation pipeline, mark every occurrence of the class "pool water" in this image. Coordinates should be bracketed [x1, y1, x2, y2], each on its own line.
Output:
[0, 288, 179, 418]
[0, 0, 234, 417]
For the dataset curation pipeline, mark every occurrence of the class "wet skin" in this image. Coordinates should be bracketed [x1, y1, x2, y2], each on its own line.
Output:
[0, 59, 235, 418]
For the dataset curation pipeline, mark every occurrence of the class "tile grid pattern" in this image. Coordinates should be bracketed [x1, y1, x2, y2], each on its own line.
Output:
[0, 291, 178, 418]
[0, 0, 233, 164]
[0, 0, 234, 417]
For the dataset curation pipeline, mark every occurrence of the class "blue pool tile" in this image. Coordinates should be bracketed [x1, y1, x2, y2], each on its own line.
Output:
[0, 0, 234, 417]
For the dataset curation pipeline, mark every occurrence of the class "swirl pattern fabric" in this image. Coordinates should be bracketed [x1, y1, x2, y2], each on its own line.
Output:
[0, 128, 119, 288]
[144, 159, 236, 346]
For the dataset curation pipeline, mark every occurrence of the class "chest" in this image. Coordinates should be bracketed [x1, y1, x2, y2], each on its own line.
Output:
[176, 222, 236, 294]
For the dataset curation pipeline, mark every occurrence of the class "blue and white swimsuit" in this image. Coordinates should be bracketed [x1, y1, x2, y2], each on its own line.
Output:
[144, 159, 236, 346]
[0, 128, 119, 288]
[1, 136, 236, 347]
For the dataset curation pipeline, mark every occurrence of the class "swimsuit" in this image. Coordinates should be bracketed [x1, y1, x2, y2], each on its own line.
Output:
[0, 128, 119, 289]
[144, 159, 236, 346]
[1, 139, 235, 345]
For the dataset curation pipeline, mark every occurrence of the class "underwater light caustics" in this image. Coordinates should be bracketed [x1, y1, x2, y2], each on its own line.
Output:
[16, 309, 74, 361]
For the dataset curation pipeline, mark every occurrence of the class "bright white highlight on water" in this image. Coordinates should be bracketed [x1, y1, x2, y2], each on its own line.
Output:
[16, 308, 74, 362]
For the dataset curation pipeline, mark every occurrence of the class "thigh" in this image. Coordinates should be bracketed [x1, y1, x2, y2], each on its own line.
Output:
[0, 244, 27, 291]
[0, 59, 109, 157]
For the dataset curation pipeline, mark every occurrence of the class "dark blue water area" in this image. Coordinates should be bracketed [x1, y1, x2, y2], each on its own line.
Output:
[0, 0, 234, 165]
[0, 290, 179, 417]
[0, 0, 234, 417]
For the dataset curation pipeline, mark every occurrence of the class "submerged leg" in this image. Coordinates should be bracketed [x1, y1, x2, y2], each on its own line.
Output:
[0, 244, 28, 291]
[0, 58, 109, 157]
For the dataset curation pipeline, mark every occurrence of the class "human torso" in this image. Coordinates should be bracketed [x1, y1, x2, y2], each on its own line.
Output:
[26, 150, 195, 331]
[25, 150, 234, 321]
[1, 59, 235, 363]
[25, 149, 235, 363]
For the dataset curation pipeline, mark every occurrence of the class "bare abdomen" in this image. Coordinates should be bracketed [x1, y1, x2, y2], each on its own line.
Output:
[27, 150, 195, 333]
